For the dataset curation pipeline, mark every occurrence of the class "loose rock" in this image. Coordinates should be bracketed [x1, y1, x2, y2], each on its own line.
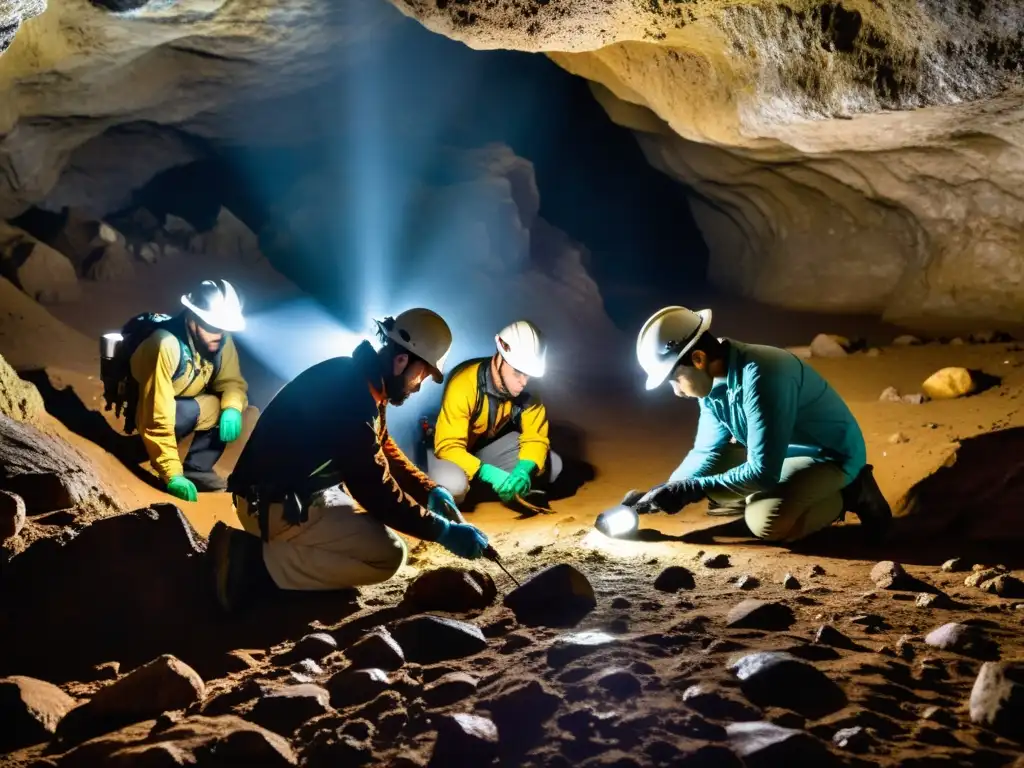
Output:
[941, 558, 966, 573]
[0, 489, 26, 540]
[922, 367, 976, 400]
[888, 432, 910, 444]
[291, 632, 337, 662]
[980, 574, 1024, 598]
[597, 669, 643, 700]
[432, 713, 499, 765]
[870, 561, 914, 590]
[403, 567, 497, 612]
[832, 725, 874, 753]
[879, 386, 903, 403]
[249, 684, 331, 734]
[327, 668, 390, 709]
[654, 566, 695, 592]
[924, 623, 999, 659]
[726, 600, 795, 631]
[782, 573, 800, 589]
[681, 685, 762, 721]
[56, 654, 205, 745]
[966, 567, 1007, 587]
[916, 592, 954, 609]
[729, 651, 847, 719]
[0, 675, 77, 750]
[810, 334, 848, 358]
[726, 721, 840, 767]
[389, 615, 487, 664]
[892, 335, 923, 346]
[423, 672, 479, 707]
[481, 679, 560, 734]
[735, 574, 760, 590]
[969, 661, 1024, 737]
[502, 563, 596, 626]
[813, 624, 862, 651]
[703, 553, 731, 569]
[345, 628, 405, 671]
[547, 630, 616, 668]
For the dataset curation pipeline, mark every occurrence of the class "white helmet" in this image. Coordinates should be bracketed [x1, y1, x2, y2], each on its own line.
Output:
[495, 320, 546, 378]
[636, 306, 712, 390]
[379, 308, 453, 383]
[180, 279, 245, 332]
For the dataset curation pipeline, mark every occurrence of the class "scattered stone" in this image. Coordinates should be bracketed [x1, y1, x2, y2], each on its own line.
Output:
[703, 553, 731, 569]
[654, 566, 696, 592]
[870, 561, 914, 590]
[547, 630, 616, 668]
[921, 705, 957, 727]
[941, 558, 966, 573]
[809, 565, 826, 577]
[56, 654, 205, 745]
[916, 592, 953, 609]
[291, 659, 323, 678]
[966, 568, 1007, 587]
[389, 615, 487, 664]
[779, 573, 800, 590]
[403, 567, 497, 612]
[91, 662, 121, 682]
[0, 489, 26, 541]
[833, 725, 874, 753]
[0, 676, 77, 750]
[729, 651, 847, 719]
[980, 574, 1024, 599]
[969, 661, 1024, 737]
[726, 600, 795, 631]
[888, 432, 910, 444]
[892, 335, 923, 346]
[136, 242, 161, 264]
[813, 624, 862, 651]
[924, 623, 999, 659]
[432, 713, 499, 764]
[500, 633, 532, 653]
[292, 632, 337, 662]
[502, 563, 596, 626]
[849, 614, 889, 630]
[879, 386, 903, 403]
[611, 596, 632, 609]
[726, 721, 840, 766]
[480, 679, 560, 732]
[896, 635, 917, 660]
[681, 685, 761, 721]
[84, 241, 134, 282]
[903, 393, 926, 404]
[327, 668, 390, 708]
[810, 334, 848, 358]
[597, 669, 643, 700]
[922, 367, 976, 400]
[345, 628, 405, 671]
[249, 684, 331, 734]
[917, 657, 949, 682]
[735, 574, 760, 590]
[0, 223, 81, 303]
[865, 348, 881, 357]
[423, 672, 479, 707]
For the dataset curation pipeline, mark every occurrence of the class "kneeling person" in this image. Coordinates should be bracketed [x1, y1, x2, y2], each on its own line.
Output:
[210, 308, 490, 612]
[129, 279, 248, 501]
[429, 320, 562, 511]
[631, 306, 891, 542]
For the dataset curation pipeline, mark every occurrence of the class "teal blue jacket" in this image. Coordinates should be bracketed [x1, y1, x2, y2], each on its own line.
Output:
[674, 340, 865, 496]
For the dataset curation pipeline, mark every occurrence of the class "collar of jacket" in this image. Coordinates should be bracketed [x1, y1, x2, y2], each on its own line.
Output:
[354, 340, 387, 404]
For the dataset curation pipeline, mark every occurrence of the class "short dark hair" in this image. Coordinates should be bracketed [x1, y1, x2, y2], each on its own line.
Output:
[675, 332, 725, 368]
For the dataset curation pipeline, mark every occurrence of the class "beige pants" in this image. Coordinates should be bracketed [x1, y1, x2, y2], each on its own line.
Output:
[702, 444, 848, 542]
[234, 486, 407, 591]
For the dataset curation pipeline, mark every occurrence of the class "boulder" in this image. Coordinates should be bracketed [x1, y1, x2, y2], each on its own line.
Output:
[389, 615, 487, 664]
[969, 661, 1024, 737]
[503, 563, 596, 626]
[809, 334, 848, 358]
[344, 628, 405, 671]
[726, 721, 840, 767]
[431, 713, 499, 765]
[924, 623, 999, 660]
[57, 655, 205, 745]
[654, 565, 696, 592]
[47, 208, 123, 272]
[0, 222, 80, 303]
[249, 684, 331, 734]
[725, 600, 795, 631]
[0, 352, 44, 423]
[728, 651, 847, 719]
[326, 668, 390, 709]
[403, 567, 497, 612]
[922, 368, 976, 400]
[0, 675, 77, 750]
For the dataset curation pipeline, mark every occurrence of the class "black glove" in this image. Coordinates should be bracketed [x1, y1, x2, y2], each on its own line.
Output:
[635, 480, 705, 515]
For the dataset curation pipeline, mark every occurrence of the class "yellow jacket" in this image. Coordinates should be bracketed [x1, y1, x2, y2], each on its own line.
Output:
[434, 358, 550, 479]
[130, 328, 248, 482]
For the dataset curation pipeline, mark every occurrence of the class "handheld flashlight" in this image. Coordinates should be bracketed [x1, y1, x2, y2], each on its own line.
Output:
[594, 504, 640, 538]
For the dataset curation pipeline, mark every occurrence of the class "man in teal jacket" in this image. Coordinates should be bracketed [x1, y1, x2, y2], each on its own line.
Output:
[632, 306, 891, 542]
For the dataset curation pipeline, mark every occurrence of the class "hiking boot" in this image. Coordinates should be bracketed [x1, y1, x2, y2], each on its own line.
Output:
[508, 490, 553, 517]
[207, 521, 276, 613]
[184, 470, 227, 492]
[842, 464, 892, 542]
[706, 498, 746, 517]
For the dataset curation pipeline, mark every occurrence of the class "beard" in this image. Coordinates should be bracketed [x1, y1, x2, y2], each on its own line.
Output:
[384, 369, 414, 406]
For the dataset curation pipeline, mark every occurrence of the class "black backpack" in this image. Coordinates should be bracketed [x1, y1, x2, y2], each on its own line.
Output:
[101, 312, 194, 435]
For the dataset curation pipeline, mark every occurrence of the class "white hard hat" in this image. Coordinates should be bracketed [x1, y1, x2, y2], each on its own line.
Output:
[636, 306, 712, 390]
[495, 320, 546, 378]
[380, 308, 453, 383]
[180, 279, 245, 332]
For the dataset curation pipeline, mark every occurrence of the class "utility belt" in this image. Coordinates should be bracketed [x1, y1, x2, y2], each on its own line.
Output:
[232, 485, 310, 543]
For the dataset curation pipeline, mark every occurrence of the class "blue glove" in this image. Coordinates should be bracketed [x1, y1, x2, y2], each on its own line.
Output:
[436, 521, 489, 560]
[428, 486, 459, 520]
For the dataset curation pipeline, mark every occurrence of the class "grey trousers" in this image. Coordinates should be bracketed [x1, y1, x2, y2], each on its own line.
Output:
[427, 431, 563, 503]
[673, 444, 849, 542]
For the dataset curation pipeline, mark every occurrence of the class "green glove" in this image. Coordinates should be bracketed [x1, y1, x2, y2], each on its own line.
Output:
[499, 459, 536, 499]
[167, 475, 198, 502]
[219, 407, 242, 442]
[477, 464, 511, 499]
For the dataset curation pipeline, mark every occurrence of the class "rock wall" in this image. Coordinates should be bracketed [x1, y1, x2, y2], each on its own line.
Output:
[390, 0, 1024, 326]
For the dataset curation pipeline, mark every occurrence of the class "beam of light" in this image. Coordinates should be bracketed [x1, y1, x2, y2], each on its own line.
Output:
[234, 298, 368, 382]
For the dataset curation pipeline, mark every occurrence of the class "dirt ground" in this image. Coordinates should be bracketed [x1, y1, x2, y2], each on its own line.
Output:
[2, 262, 1023, 766]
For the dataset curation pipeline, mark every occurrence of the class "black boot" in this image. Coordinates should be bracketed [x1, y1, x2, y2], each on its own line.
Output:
[207, 522, 277, 613]
[842, 464, 892, 542]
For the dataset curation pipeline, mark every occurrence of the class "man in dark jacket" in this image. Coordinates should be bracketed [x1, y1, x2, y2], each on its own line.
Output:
[208, 307, 488, 612]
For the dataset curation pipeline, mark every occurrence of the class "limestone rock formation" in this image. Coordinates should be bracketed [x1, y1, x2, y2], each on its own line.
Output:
[390, 0, 1024, 325]
[0, 0, 45, 55]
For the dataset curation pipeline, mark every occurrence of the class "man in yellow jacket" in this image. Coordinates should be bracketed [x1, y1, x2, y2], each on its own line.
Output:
[130, 279, 249, 502]
[429, 320, 562, 511]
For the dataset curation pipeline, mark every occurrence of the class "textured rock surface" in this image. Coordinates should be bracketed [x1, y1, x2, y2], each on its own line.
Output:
[390, 0, 1024, 325]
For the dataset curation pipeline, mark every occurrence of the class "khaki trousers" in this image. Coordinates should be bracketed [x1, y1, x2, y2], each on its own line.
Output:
[693, 444, 848, 542]
[234, 486, 407, 591]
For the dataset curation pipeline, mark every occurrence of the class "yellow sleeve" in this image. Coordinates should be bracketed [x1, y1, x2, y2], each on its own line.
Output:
[130, 332, 183, 483]
[518, 401, 551, 471]
[433, 368, 482, 479]
[209, 335, 248, 412]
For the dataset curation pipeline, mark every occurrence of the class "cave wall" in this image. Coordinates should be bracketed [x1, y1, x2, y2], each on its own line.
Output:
[389, 0, 1024, 326]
